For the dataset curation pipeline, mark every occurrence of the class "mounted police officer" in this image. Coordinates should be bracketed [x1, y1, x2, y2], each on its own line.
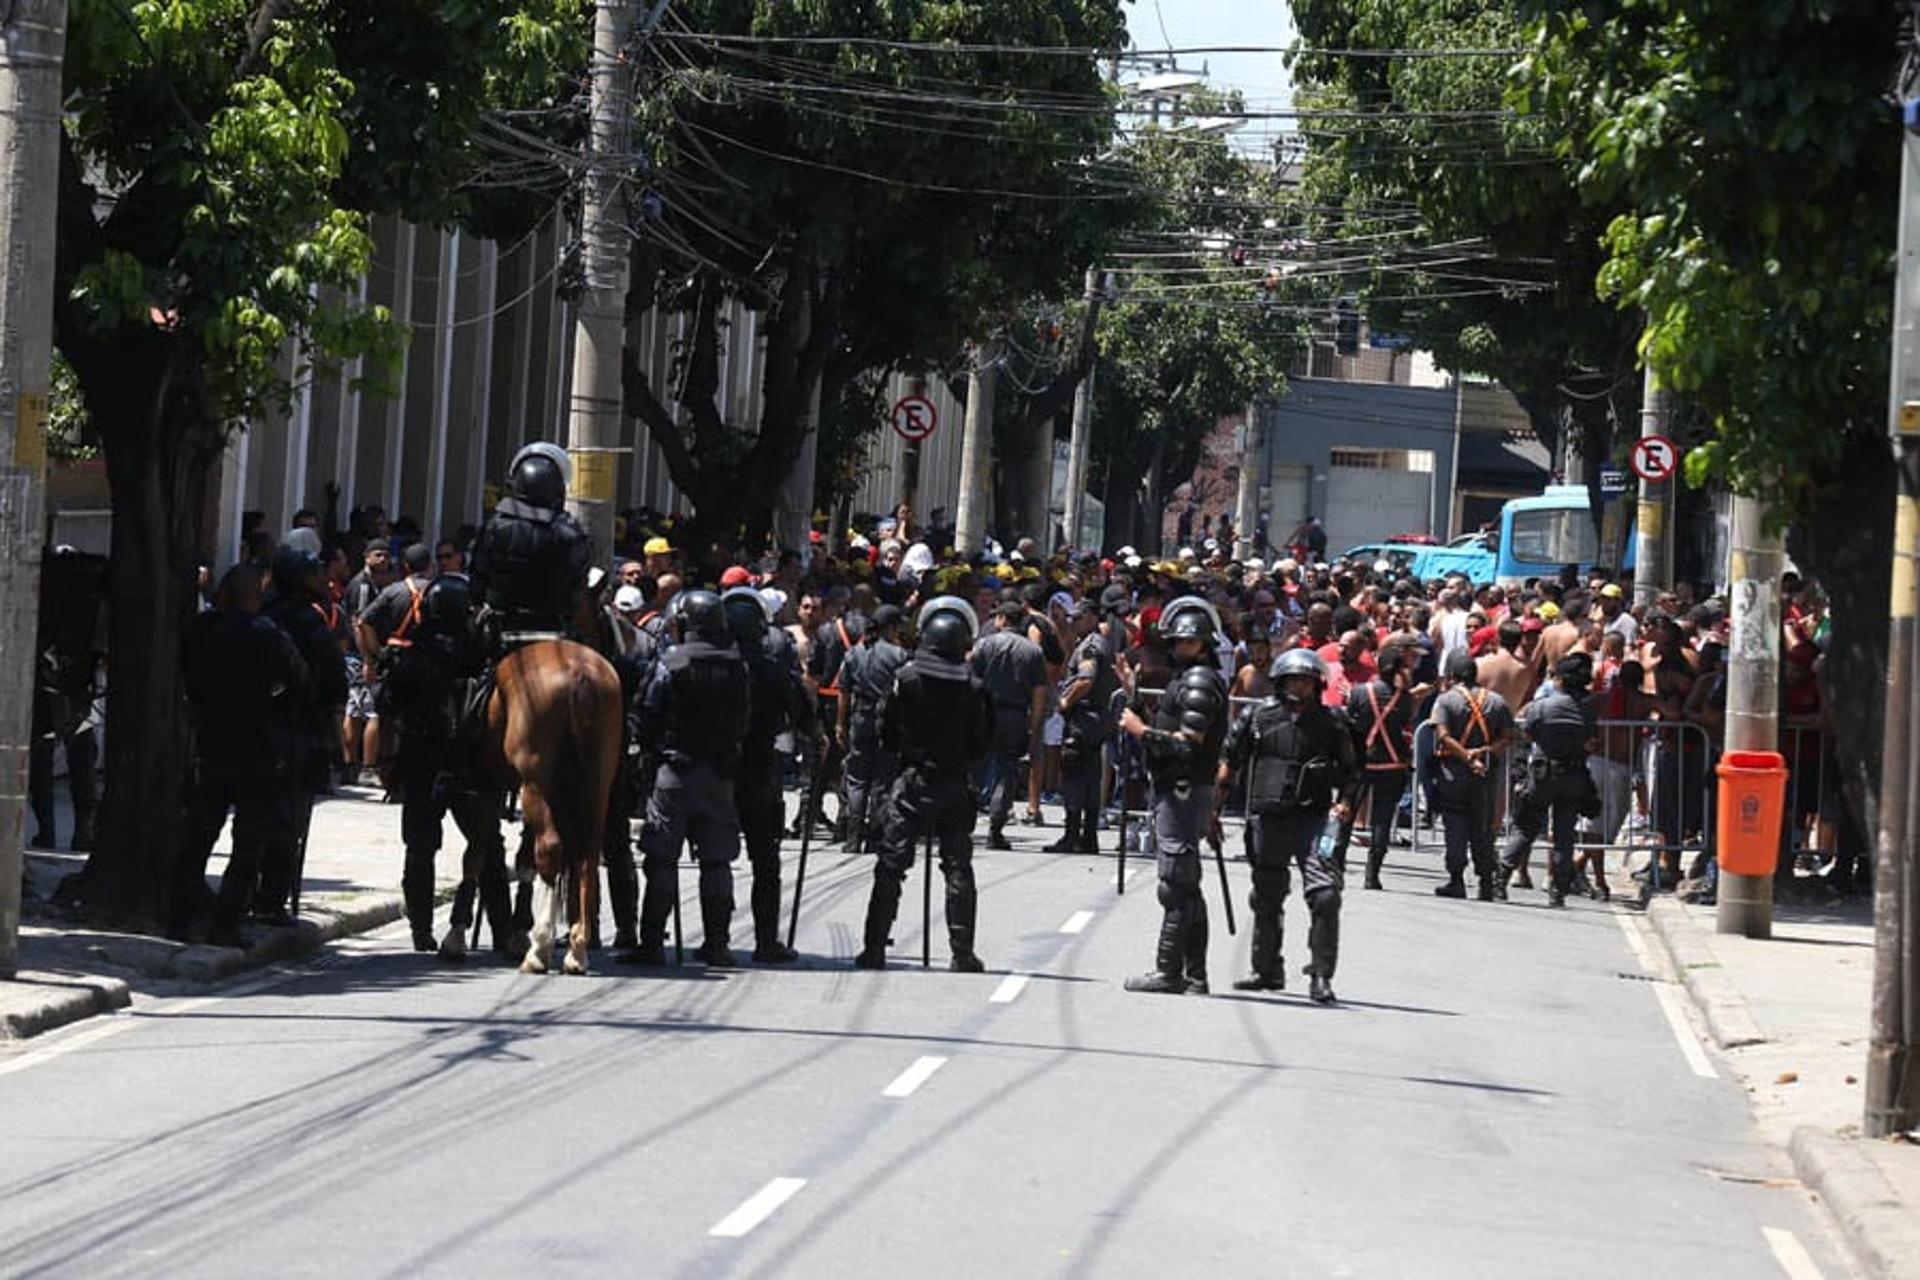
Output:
[1119, 596, 1231, 995]
[1219, 648, 1357, 1004]
[1341, 641, 1420, 890]
[1052, 600, 1117, 855]
[634, 589, 751, 966]
[1429, 649, 1515, 901]
[856, 597, 993, 972]
[839, 603, 910, 856]
[1500, 652, 1601, 907]
[259, 548, 349, 922]
[726, 585, 815, 963]
[468, 442, 593, 648]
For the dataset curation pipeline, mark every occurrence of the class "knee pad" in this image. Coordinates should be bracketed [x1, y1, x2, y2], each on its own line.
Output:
[1156, 879, 1200, 911]
[1307, 885, 1341, 917]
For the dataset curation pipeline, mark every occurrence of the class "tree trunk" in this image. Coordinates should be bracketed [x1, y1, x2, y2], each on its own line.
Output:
[77, 344, 219, 928]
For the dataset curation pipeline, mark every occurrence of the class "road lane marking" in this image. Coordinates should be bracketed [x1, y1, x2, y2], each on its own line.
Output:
[710, 1177, 807, 1238]
[989, 974, 1029, 1004]
[0, 1014, 135, 1077]
[1613, 907, 1655, 969]
[1762, 1227, 1823, 1280]
[1652, 982, 1720, 1079]
[882, 1055, 948, 1098]
[1059, 911, 1095, 935]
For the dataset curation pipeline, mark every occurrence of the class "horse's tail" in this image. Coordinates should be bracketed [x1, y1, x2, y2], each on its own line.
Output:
[552, 656, 620, 859]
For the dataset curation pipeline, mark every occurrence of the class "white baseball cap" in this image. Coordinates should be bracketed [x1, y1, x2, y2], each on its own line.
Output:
[613, 585, 644, 613]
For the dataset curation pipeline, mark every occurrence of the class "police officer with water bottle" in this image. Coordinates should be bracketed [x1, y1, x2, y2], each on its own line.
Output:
[1217, 648, 1357, 1004]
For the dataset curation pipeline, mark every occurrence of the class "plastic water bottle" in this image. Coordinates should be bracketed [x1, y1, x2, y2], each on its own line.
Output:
[1313, 814, 1340, 862]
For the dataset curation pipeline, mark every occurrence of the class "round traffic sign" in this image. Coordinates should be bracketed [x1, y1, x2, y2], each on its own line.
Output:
[1631, 434, 1680, 483]
[890, 394, 938, 443]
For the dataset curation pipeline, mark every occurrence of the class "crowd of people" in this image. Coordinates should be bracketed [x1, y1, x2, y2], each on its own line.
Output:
[34, 441, 1849, 992]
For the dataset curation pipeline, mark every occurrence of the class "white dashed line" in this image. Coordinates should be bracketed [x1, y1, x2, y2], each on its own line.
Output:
[1762, 1227, 1823, 1280]
[1059, 911, 1095, 935]
[1613, 907, 1655, 970]
[709, 1177, 808, 1238]
[1652, 982, 1720, 1079]
[989, 974, 1030, 1004]
[882, 1055, 949, 1098]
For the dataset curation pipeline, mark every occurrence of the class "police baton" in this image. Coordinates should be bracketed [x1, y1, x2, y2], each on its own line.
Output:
[288, 787, 316, 920]
[1208, 824, 1237, 936]
[921, 831, 934, 970]
[672, 865, 685, 967]
[785, 765, 815, 953]
[1109, 688, 1131, 897]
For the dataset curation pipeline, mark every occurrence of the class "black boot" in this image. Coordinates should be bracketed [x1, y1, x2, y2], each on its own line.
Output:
[1364, 847, 1385, 891]
[1546, 864, 1568, 909]
[1125, 908, 1189, 994]
[856, 876, 901, 969]
[403, 856, 436, 951]
[697, 895, 738, 966]
[1433, 876, 1467, 899]
[1309, 973, 1337, 1004]
[1307, 893, 1340, 988]
[1233, 910, 1286, 991]
[947, 880, 984, 971]
[1044, 811, 1079, 853]
[751, 864, 795, 963]
[1183, 899, 1210, 994]
[626, 873, 675, 965]
[1492, 865, 1511, 902]
[1076, 810, 1100, 855]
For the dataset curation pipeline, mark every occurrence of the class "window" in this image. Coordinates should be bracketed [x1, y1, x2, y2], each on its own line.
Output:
[1508, 507, 1598, 567]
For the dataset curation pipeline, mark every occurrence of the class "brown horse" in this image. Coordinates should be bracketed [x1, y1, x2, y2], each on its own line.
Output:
[457, 638, 622, 975]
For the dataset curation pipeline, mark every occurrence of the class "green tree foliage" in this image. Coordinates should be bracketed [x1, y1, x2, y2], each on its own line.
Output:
[59, 0, 587, 924]
[1286, 0, 1643, 469]
[624, 0, 1128, 539]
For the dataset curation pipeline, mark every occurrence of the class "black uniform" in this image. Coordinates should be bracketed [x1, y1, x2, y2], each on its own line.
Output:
[1339, 677, 1417, 887]
[1223, 693, 1357, 989]
[1056, 627, 1119, 854]
[841, 633, 910, 855]
[467, 496, 591, 637]
[738, 626, 814, 959]
[172, 609, 310, 941]
[1501, 684, 1600, 905]
[637, 636, 751, 963]
[857, 651, 994, 969]
[1131, 661, 1230, 993]
[1429, 684, 1514, 896]
[259, 590, 349, 918]
[969, 626, 1047, 842]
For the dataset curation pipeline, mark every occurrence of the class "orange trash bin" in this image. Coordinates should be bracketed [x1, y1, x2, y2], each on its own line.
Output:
[1715, 750, 1788, 876]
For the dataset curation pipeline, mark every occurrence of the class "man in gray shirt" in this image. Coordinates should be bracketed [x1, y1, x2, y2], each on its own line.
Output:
[970, 601, 1048, 849]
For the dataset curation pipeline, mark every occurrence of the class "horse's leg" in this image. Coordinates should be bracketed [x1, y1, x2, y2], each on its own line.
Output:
[440, 799, 482, 963]
[566, 856, 598, 975]
[520, 785, 562, 975]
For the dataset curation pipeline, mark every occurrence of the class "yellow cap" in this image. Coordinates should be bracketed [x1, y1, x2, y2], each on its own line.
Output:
[1538, 601, 1562, 621]
[643, 536, 673, 556]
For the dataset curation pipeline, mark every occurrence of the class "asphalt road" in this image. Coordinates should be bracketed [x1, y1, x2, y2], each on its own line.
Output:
[0, 817, 1853, 1279]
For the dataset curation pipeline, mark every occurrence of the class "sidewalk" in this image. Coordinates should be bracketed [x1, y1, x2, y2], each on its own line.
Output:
[1645, 892, 1920, 1279]
[2, 784, 484, 1042]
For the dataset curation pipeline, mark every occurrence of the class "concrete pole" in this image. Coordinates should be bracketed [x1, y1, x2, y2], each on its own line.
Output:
[953, 343, 998, 557]
[563, 0, 637, 567]
[0, 0, 65, 979]
[1868, 112, 1920, 1138]
[1632, 361, 1673, 607]
[777, 378, 822, 555]
[1233, 401, 1262, 562]
[1063, 360, 1096, 552]
[1716, 493, 1781, 939]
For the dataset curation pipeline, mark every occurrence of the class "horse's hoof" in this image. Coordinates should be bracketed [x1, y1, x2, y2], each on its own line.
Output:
[563, 950, 589, 976]
[520, 953, 549, 975]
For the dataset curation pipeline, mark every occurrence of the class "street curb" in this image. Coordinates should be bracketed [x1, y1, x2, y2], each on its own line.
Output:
[168, 893, 409, 983]
[1, 972, 132, 1041]
[1644, 897, 1768, 1049]
[1789, 1127, 1920, 1280]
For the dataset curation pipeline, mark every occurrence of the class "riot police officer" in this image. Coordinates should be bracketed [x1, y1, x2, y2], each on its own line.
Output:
[1430, 649, 1514, 901]
[634, 590, 751, 966]
[856, 597, 994, 972]
[1119, 596, 1231, 995]
[1341, 641, 1420, 890]
[1500, 652, 1601, 907]
[1219, 649, 1357, 1004]
[725, 585, 815, 963]
[468, 442, 592, 643]
[839, 603, 910, 856]
[1052, 601, 1117, 855]
[378, 575, 511, 952]
[260, 548, 349, 922]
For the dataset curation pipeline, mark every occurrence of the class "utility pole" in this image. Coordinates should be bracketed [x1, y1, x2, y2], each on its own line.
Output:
[954, 341, 999, 557]
[1867, 89, 1920, 1138]
[1716, 493, 1782, 938]
[564, 0, 645, 564]
[1061, 268, 1102, 553]
[0, 0, 66, 980]
[1233, 399, 1263, 562]
[1632, 361, 1674, 607]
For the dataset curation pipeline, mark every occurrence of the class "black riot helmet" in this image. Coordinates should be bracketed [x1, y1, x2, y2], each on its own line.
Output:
[675, 588, 730, 643]
[270, 547, 322, 599]
[509, 452, 566, 511]
[915, 595, 978, 663]
[722, 586, 770, 643]
[422, 573, 474, 633]
[1160, 595, 1222, 645]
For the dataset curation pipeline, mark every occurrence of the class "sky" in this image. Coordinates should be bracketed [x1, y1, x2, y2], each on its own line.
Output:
[1122, 0, 1297, 153]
